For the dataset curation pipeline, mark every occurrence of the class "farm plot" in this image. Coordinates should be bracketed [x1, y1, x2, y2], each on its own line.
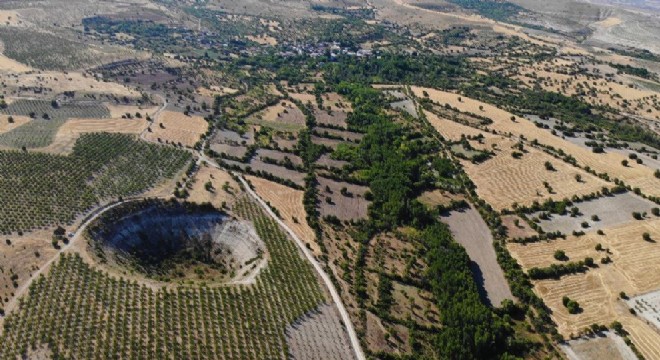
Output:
[508, 218, 660, 357]
[145, 111, 208, 148]
[0, 99, 110, 149]
[256, 149, 303, 167]
[314, 109, 348, 128]
[311, 135, 345, 150]
[5, 71, 139, 98]
[210, 143, 249, 158]
[627, 291, 660, 334]
[424, 110, 489, 141]
[286, 303, 356, 360]
[318, 177, 370, 221]
[561, 332, 637, 360]
[316, 154, 349, 170]
[0, 115, 30, 134]
[248, 100, 306, 130]
[248, 160, 306, 187]
[313, 127, 363, 142]
[533, 192, 658, 234]
[391, 99, 418, 118]
[441, 206, 514, 307]
[245, 175, 319, 255]
[0, 199, 326, 360]
[37, 118, 148, 155]
[0, 133, 191, 234]
[461, 137, 608, 211]
[212, 129, 255, 146]
[188, 165, 241, 209]
[413, 86, 660, 198]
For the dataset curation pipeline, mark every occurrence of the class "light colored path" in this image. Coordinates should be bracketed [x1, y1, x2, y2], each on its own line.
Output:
[235, 172, 366, 360]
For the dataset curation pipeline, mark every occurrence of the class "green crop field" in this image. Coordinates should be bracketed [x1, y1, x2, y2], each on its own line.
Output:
[0, 133, 191, 235]
[0, 199, 325, 359]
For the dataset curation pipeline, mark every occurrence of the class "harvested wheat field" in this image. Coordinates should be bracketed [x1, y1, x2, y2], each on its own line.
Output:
[286, 303, 355, 360]
[251, 100, 306, 129]
[0, 115, 30, 134]
[461, 137, 607, 211]
[36, 118, 148, 154]
[106, 104, 159, 119]
[245, 175, 320, 255]
[413, 86, 660, 198]
[188, 164, 240, 209]
[145, 111, 208, 147]
[508, 218, 660, 358]
[441, 206, 514, 306]
[424, 110, 490, 141]
[5, 71, 138, 97]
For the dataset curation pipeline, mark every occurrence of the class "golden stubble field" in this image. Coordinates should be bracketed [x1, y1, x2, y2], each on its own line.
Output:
[245, 175, 320, 256]
[508, 218, 660, 359]
[145, 110, 208, 148]
[413, 86, 660, 198]
[424, 110, 608, 211]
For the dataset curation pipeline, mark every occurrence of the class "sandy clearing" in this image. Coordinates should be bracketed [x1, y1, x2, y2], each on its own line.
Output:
[413, 86, 660, 198]
[0, 114, 30, 133]
[441, 206, 514, 306]
[145, 110, 208, 147]
[246, 175, 320, 256]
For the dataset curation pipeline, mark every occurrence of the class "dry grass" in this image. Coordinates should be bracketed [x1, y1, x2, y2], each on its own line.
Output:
[424, 110, 490, 141]
[3, 71, 139, 97]
[0, 115, 30, 134]
[246, 175, 320, 256]
[145, 111, 208, 148]
[0, 54, 31, 72]
[507, 218, 660, 358]
[188, 165, 240, 209]
[413, 86, 660, 198]
[246, 34, 278, 46]
[252, 100, 306, 128]
[196, 86, 239, 98]
[461, 136, 608, 211]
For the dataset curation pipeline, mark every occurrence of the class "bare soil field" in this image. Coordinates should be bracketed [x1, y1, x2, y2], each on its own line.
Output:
[316, 154, 349, 170]
[145, 111, 208, 148]
[35, 118, 148, 155]
[256, 149, 303, 166]
[212, 129, 255, 146]
[508, 218, 660, 358]
[286, 303, 356, 360]
[210, 143, 249, 158]
[533, 192, 658, 234]
[314, 109, 348, 128]
[627, 291, 660, 335]
[313, 127, 363, 142]
[245, 175, 319, 255]
[417, 189, 465, 209]
[248, 159, 306, 187]
[311, 135, 345, 150]
[561, 332, 637, 360]
[318, 177, 370, 221]
[413, 87, 660, 198]
[441, 206, 514, 306]
[188, 165, 240, 209]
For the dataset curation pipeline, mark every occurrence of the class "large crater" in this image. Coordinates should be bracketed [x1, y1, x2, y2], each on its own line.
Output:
[86, 199, 265, 283]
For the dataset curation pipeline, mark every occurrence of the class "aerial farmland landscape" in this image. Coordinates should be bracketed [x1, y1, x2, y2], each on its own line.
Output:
[0, 0, 659, 359]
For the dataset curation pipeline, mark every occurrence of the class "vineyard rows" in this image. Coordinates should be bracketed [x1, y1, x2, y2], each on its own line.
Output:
[0, 99, 110, 148]
[0, 133, 190, 234]
[0, 199, 325, 359]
